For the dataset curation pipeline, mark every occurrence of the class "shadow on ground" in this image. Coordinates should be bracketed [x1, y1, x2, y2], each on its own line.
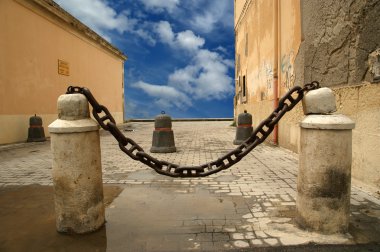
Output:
[0, 185, 121, 251]
[0, 184, 379, 252]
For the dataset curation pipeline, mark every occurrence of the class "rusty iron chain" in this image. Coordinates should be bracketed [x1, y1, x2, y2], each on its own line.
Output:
[66, 81, 320, 177]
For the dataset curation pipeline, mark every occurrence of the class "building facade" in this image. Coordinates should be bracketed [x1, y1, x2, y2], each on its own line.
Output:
[0, 0, 127, 144]
[234, 0, 380, 191]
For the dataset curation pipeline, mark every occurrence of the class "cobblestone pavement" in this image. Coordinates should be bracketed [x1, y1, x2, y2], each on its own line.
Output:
[1, 121, 380, 251]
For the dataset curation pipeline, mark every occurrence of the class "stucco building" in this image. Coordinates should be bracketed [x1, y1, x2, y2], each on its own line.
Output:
[0, 0, 126, 144]
[234, 0, 380, 191]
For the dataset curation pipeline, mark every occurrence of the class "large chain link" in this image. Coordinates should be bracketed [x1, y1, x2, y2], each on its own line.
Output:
[66, 81, 320, 177]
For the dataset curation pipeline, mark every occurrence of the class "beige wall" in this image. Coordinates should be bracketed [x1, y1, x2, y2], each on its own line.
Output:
[276, 0, 302, 152]
[234, 0, 380, 191]
[335, 84, 380, 192]
[0, 0, 125, 144]
[234, 0, 301, 142]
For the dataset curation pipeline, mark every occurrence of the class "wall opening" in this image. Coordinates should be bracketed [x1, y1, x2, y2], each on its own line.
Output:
[243, 75, 246, 97]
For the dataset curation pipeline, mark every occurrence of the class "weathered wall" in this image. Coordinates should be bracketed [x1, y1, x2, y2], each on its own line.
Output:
[291, 0, 380, 190]
[235, 0, 380, 191]
[277, 0, 302, 152]
[234, 0, 276, 136]
[0, 0, 125, 144]
[301, 0, 380, 86]
[334, 84, 380, 192]
[235, 0, 301, 145]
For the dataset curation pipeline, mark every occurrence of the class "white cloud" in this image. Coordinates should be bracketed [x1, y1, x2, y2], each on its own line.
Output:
[154, 21, 204, 51]
[55, 0, 129, 35]
[188, 0, 233, 33]
[140, 0, 179, 13]
[223, 59, 235, 68]
[191, 12, 215, 33]
[132, 81, 192, 109]
[132, 53, 233, 108]
[55, 0, 156, 44]
[155, 21, 175, 45]
[168, 49, 233, 100]
[176, 30, 205, 51]
[168, 65, 197, 93]
[134, 27, 156, 46]
[139, 21, 234, 107]
[215, 45, 226, 53]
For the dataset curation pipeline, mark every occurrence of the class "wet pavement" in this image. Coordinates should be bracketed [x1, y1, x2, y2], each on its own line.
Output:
[0, 121, 380, 251]
[0, 185, 121, 251]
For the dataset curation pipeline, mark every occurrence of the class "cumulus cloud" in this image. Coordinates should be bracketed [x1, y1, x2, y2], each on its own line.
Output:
[136, 21, 234, 108]
[167, 65, 198, 93]
[176, 30, 205, 51]
[55, 0, 155, 44]
[132, 81, 192, 109]
[154, 21, 204, 51]
[188, 0, 233, 33]
[134, 26, 156, 46]
[135, 47, 234, 107]
[168, 49, 233, 100]
[155, 21, 175, 45]
[55, 0, 128, 37]
[140, 0, 179, 13]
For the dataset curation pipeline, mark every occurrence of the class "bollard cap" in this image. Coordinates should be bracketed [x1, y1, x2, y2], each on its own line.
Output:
[154, 112, 172, 128]
[49, 93, 98, 133]
[29, 114, 43, 126]
[237, 111, 252, 125]
[302, 87, 337, 115]
[58, 94, 90, 120]
[300, 114, 355, 130]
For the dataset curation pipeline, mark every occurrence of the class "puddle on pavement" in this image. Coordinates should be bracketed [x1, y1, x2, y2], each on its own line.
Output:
[104, 183, 237, 251]
[1, 184, 380, 251]
[0, 183, 237, 252]
[0, 185, 121, 252]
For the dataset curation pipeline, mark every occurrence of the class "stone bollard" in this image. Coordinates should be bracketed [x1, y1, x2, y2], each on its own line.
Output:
[150, 111, 176, 153]
[296, 87, 355, 233]
[48, 93, 104, 234]
[27, 114, 46, 142]
[233, 110, 253, 145]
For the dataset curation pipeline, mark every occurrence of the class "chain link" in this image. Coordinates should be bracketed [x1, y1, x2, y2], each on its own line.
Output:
[66, 81, 320, 177]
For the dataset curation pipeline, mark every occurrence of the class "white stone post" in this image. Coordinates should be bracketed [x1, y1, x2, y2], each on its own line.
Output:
[48, 93, 104, 234]
[296, 87, 355, 233]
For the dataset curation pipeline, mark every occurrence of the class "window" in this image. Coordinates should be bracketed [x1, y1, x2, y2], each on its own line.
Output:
[243, 75, 246, 97]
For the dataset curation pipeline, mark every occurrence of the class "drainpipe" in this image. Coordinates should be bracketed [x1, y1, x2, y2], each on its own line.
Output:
[273, 0, 280, 145]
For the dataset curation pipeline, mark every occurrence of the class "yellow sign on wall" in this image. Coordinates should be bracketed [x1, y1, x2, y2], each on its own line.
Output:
[58, 60, 69, 76]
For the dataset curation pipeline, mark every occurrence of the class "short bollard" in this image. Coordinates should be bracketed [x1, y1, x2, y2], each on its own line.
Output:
[150, 111, 176, 153]
[27, 114, 46, 142]
[296, 87, 355, 233]
[233, 110, 253, 145]
[48, 93, 105, 234]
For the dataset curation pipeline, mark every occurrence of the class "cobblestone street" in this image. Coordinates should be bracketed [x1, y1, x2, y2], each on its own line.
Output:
[1, 121, 380, 251]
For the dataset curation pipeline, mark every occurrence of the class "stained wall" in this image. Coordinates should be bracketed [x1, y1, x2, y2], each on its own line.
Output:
[0, 0, 126, 144]
[234, 0, 380, 191]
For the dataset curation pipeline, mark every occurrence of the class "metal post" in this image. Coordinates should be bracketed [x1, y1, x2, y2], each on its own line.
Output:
[296, 87, 355, 233]
[48, 93, 104, 234]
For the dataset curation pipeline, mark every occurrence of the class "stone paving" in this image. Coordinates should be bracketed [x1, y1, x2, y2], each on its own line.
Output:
[1, 121, 380, 251]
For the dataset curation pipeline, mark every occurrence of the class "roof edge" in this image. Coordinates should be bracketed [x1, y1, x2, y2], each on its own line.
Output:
[31, 0, 127, 60]
[234, 0, 252, 33]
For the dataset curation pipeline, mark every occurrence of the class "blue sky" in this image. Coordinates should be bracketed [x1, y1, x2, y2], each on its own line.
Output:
[55, 0, 235, 119]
